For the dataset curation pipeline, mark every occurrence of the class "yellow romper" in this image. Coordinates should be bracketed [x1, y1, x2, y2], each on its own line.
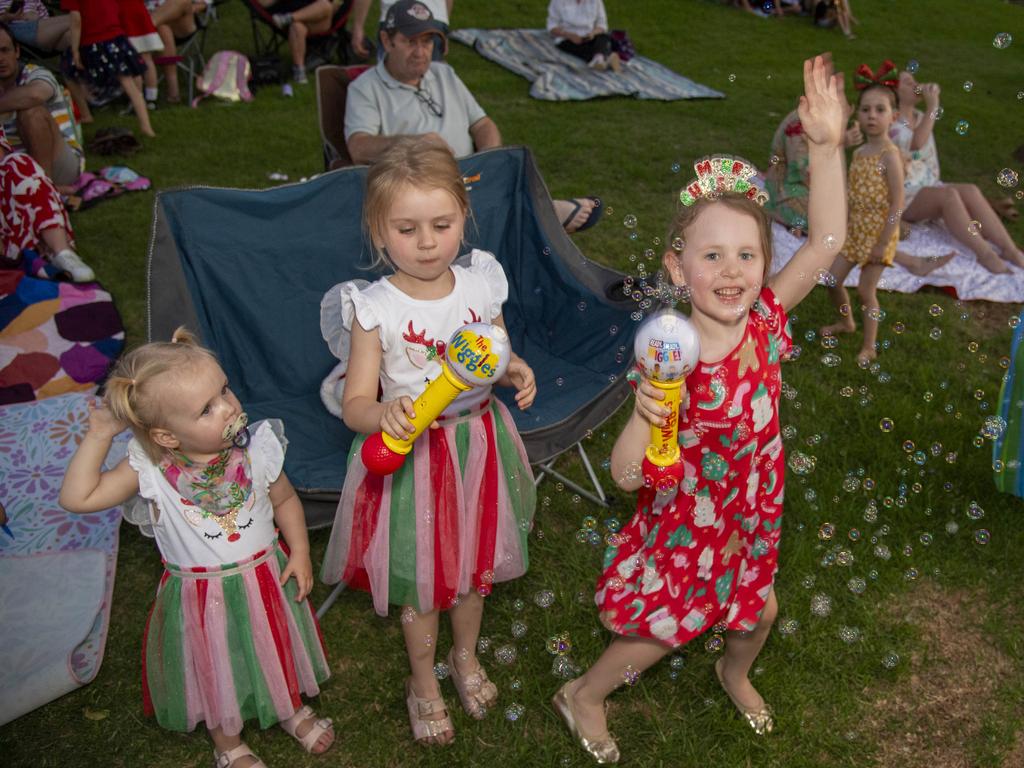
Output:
[843, 148, 900, 267]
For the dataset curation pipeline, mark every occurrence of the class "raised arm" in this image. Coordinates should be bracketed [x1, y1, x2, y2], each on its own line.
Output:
[59, 405, 139, 513]
[769, 55, 847, 312]
[910, 83, 940, 152]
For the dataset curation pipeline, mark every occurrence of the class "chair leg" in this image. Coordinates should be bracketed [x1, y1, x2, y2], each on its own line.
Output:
[316, 581, 347, 619]
[533, 441, 610, 508]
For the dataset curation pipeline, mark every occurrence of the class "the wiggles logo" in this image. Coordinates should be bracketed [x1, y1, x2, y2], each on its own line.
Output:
[646, 338, 683, 364]
[449, 330, 500, 379]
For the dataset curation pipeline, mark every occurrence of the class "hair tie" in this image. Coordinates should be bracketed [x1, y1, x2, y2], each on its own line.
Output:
[678, 155, 768, 208]
[854, 60, 898, 91]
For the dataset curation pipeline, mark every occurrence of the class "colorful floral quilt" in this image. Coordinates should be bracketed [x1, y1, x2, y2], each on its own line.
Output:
[0, 392, 128, 725]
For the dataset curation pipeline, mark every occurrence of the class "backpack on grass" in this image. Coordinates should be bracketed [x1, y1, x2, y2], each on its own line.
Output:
[193, 51, 254, 107]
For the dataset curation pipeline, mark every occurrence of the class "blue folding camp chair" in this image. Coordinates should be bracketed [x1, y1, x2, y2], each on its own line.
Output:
[147, 147, 638, 527]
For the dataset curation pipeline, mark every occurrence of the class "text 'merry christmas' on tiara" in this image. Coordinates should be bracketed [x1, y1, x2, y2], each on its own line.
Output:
[679, 155, 768, 207]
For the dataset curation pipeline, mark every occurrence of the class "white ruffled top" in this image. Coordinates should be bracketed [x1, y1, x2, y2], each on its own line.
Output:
[320, 249, 509, 415]
[124, 421, 285, 567]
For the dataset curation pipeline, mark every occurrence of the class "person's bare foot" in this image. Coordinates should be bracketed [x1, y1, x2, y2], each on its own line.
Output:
[821, 318, 856, 336]
[142, 127, 157, 138]
[856, 348, 877, 366]
[976, 249, 1011, 274]
[554, 198, 601, 234]
[1002, 248, 1024, 269]
[900, 251, 955, 276]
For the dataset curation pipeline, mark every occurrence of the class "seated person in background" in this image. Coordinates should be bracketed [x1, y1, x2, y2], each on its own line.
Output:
[0, 23, 84, 187]
[146, 0, 201, 103]
[349, 0, 450, 59]
[0, 0, 71, 52]
[258, 0, 333, 84]
[0, 125, 94, 281]
[892, 70, 1023, 273]
[346, 0, 603, 234]
[546, 0, 619, 73]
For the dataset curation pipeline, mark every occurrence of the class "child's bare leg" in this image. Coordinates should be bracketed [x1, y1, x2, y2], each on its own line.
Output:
[567, 635, 672, 740]
[856, 263, 886, 364]
[117, 74, 156, 137]
[904, 186, 1009, 273]
[893, 250, 955, 276]
[141, 52, 158, 97]
[209, 725, 260, 768]
[448, 590, 485, 675]
[821, 255, 857, 335]
[64, 79, 93, 123]
[401, 606, 453, 745]
[952, 183, 1024, 267]
[717, 588, 778, 715]
[39, 226, 73, 256]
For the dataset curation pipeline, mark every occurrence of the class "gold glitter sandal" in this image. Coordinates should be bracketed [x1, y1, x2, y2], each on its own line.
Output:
[405, 677, 454, 745]
[446, 648, 498, 719]
[715, 657, 774, 735]
[552, 679, 620, 764]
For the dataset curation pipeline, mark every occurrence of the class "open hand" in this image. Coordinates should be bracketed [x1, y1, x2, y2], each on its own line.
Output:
[380, 397, 416, 441]
[798, 54, 844, 150]
[279, 552, 313, 602]
[501, 356, 536, 410]
[87, 400, 127, 441]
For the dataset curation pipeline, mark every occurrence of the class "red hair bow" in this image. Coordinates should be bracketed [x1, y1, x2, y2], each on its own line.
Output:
[854, 60, 898, 90]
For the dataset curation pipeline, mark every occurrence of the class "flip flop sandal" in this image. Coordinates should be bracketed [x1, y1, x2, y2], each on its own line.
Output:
[279, 704, 334, 754]
[561, 196, 604, 233]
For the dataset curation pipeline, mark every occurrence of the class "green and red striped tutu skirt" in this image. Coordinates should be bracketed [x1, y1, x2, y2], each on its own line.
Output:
[142, 540, 329, 735]
[321, 398, 536, 615]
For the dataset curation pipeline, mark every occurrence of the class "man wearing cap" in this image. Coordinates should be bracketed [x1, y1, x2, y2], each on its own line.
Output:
[348, 0, 451, 60]
[345, 0, 603, 233]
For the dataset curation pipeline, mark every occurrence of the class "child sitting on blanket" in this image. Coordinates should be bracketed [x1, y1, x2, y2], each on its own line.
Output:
[59, 329, 334, 768]
[821, 61, 903, 364]
[546, 0, 621, 72]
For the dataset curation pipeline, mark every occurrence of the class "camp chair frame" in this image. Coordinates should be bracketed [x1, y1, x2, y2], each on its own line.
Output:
[154, 2, 221, 105]
[314, 63, 369, 170]
[244, 0, 354, 72]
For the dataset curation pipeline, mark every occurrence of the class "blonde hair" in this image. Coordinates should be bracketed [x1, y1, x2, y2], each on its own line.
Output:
[363, 136, 470, 270]
[105, 327, 217, 460]
[666, 193, 774, 282]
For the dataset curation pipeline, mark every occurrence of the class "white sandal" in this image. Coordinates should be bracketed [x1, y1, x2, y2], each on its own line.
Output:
[279, 704, 335, 754]
[213, 742, 267, 768]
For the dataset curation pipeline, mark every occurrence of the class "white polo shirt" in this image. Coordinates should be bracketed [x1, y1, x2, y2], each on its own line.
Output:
[344, 60, 487, 159]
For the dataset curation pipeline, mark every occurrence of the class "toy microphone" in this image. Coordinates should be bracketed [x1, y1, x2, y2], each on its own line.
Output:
[361, 322, 512, 475]
[632, 310, 701, 491]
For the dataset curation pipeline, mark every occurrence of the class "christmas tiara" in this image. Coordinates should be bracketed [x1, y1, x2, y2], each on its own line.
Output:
[679, 155, 768, 207]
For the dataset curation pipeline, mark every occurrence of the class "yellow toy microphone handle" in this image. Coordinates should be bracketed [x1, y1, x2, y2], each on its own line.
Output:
[645, 376, 685, 467]
[380, 363, 470, 455]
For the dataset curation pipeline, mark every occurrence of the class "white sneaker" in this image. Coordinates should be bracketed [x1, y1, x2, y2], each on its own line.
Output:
[588, 53, 607, 71]
[51, 249, 95, 282]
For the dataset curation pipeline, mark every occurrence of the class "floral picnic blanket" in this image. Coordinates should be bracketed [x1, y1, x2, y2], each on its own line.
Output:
[0, 392, 129, 725]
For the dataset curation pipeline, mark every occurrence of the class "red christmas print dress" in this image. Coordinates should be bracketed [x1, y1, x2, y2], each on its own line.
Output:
[596, 287, 792, 647]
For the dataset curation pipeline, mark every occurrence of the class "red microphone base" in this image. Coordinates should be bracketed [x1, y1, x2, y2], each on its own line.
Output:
[361, 432, 407, 475]
[642, 456, 684, 493]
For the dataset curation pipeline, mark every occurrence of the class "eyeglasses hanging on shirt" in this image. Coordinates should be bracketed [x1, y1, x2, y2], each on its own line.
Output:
[414, 87, 443, 118]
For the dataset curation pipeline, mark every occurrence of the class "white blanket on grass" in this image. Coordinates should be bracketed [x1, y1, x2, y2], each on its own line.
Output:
[772, 222, 1024, 302]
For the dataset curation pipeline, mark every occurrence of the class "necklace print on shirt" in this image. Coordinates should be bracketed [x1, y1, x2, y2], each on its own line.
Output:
[160, 447, 255, 542]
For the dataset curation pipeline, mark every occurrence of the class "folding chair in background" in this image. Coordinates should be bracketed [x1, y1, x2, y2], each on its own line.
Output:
[314, 63, 368, 170]
[153, 0, 222, 104]
[244, 0, 355, 74]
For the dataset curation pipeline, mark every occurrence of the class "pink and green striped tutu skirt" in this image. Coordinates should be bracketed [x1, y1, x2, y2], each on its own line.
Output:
[142, 540, 329, 735]
[321, 398, 536, 616]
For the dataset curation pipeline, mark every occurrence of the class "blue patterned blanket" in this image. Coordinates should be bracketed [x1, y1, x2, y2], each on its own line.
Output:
[450, 28, 724, 102]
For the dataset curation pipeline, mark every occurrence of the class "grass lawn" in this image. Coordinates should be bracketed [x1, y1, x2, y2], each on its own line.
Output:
[3, 1, 1024, 766]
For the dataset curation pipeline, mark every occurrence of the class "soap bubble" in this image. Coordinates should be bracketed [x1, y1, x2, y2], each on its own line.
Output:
[993, 32, 1012, 49]
[494, 644, 518, 664]
[838, 626, 861, 644]
[967, 220, 982, 236]
[955, 120, 969, 136]
[996, 168, 1019, 188]
[433, 661, 450, 680]
[881, 651, 900, 669]
[671, 162, 681, 173]
[974, 529, 991, 545]
[878, 417, 894, 432]
[962, 80, 973, 93]
[534, 590, 555, 608]
[810, 593, 833, 617]
[728, 73, 736, 83]
[822, 233, 838, 250]
[906, 59, 919, 74]
[504, 703, 525, 721]
[623, 214, 637, 229]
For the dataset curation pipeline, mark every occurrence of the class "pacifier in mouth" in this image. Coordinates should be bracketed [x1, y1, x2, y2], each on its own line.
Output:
[223, 412, 250, 448]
